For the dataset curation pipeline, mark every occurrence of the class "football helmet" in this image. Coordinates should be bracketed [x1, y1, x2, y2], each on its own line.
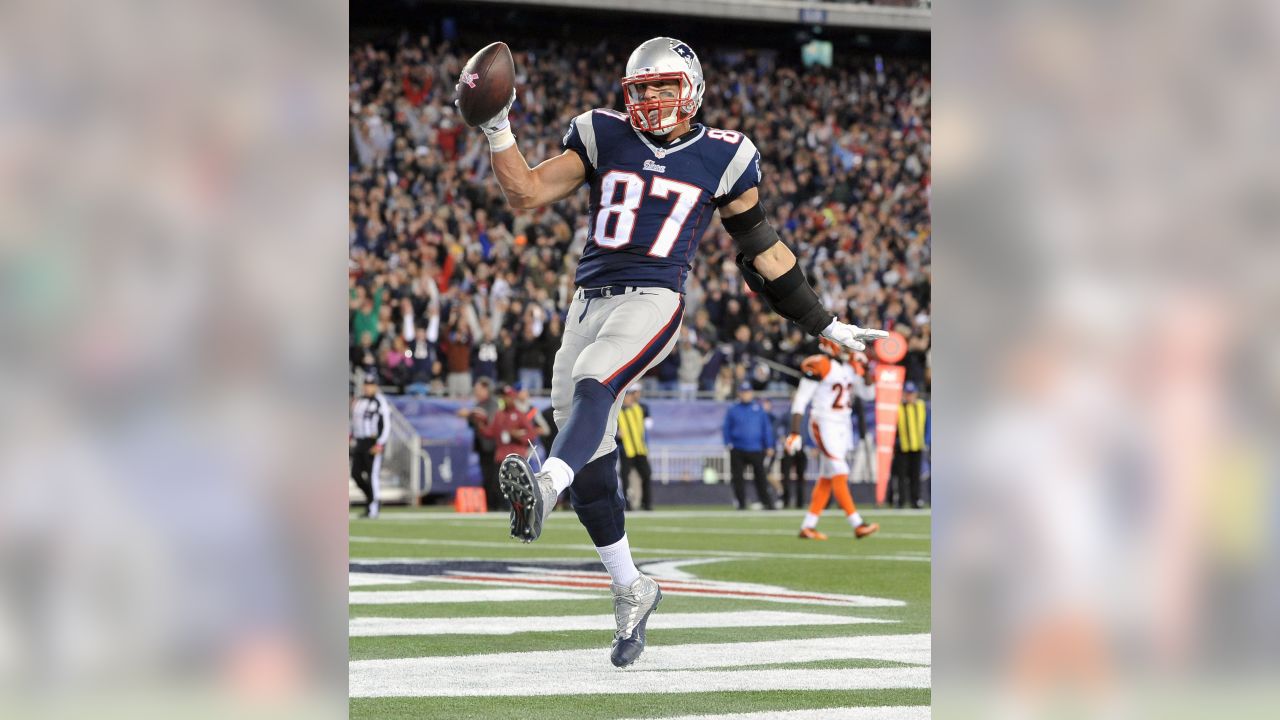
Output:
[622, 37, 705, 135]
[818, 337, 849, 360]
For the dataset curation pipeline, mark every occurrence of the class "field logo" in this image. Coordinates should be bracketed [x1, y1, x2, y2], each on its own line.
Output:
[351, 559, 904, 608]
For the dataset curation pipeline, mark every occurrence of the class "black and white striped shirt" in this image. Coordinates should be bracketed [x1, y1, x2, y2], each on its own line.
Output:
[351, 394, 391, 444]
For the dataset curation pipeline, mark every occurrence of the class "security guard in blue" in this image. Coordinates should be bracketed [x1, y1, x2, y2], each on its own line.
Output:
[722, 382, 777, 510]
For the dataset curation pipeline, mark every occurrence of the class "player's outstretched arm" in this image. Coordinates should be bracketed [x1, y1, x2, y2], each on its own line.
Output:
[466, 89, 586, 210]
[719, 188, 888, 352]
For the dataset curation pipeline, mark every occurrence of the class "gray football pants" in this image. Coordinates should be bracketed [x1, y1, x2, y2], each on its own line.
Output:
[550, 286, 683, 464]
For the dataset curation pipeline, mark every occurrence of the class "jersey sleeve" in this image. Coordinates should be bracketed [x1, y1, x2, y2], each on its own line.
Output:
[713, 135, 762, 206]
[561, 110, 599, 178]
[791, 377, 819, 416]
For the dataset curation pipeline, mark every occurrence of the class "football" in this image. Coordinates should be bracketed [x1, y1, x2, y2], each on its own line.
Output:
[455, 41, 515, 127]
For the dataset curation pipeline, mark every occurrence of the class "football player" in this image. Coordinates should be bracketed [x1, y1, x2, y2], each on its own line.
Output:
[460, 37, 887, 667]
[786, 338, 881, 540]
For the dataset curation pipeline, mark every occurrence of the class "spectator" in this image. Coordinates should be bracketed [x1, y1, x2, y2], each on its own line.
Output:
[474, 329, 499, 383]
[516, 323, 546, 393]
[495, 327, 518, 386]
[476, 385, 537, 510]
[440, 321, 473, 397]
[722, 382, 778, 510]
[458, 378, 500, 510]
[677, 329, 705, 401]
[381, 335, 414, 392]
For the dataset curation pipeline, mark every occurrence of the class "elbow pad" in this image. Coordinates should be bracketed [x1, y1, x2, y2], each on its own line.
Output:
[721, 202, 780, 258]
[735, 253, 834, 336]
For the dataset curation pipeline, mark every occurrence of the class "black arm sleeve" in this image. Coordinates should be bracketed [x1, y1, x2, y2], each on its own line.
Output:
[725, 201, 834, 336]
[735, 254, 834, 336]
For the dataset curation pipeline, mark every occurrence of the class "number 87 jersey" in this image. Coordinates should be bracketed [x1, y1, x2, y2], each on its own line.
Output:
[562, 108, 762, 293]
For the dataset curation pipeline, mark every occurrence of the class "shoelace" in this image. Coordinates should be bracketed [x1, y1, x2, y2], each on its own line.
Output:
[527, 439, 543, 472]
[613, 585, 645, 639]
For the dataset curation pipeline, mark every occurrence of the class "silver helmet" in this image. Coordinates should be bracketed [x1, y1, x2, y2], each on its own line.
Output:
[622, 37, 705, 135]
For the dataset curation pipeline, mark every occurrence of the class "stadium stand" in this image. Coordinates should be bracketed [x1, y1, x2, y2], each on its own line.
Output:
[350, 29, 929, 400]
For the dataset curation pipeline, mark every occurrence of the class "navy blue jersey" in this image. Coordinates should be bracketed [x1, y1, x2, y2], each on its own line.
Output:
[562, 108, 762, 292]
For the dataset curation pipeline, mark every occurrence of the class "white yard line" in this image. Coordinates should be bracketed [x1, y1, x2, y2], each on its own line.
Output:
[349, 536, 931, 563]
[349, 588, 597, 605]
[349, 633, 931, 698]
[622, 707, 931, 720]
[350, 611, 894, 637]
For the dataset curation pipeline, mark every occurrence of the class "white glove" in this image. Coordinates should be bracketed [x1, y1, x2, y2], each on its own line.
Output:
[455, 85, 517, 151]
[478, 88, 516, 134]
[784, 433, 803, 455]
[821, 319, 889, 353]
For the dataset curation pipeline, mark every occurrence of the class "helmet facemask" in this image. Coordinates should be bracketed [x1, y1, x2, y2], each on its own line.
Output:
[622, 71, 698, 135]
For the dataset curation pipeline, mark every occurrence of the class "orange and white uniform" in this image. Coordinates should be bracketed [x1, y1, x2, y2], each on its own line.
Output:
[791, 345, 879, 540]
[791, 353, 871, 477]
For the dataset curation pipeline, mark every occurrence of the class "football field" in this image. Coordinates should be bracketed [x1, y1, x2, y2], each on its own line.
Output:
[350, 506, 931, 719]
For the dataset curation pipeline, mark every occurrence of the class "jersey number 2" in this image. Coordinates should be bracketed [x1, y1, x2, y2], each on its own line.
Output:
[831, 382, 855, 410]
[594, 171, 701, 258]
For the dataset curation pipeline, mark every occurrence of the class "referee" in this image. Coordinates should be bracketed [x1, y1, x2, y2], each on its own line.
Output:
[616, 384, 653, 511]
[350, 372, 390, 518]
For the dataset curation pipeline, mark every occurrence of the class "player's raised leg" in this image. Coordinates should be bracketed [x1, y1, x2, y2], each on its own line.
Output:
[500, 290, 682, 543]
[498, 321, 592, 542]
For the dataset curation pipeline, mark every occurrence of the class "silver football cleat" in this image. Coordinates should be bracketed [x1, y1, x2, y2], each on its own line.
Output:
[610, 573, 662, 667]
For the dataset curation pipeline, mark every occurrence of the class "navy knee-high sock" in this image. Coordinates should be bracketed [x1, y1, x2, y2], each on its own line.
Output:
[569, 449, 626, 547]
[549, 379, 615, 473]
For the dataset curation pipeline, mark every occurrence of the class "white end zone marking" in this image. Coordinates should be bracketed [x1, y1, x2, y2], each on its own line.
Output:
[349, 633, 931, 697]
[350, 611, 894, 637]
[435, 568, 905, 608]
[349, 573, 422, 587]
[349, 588, 596, 605]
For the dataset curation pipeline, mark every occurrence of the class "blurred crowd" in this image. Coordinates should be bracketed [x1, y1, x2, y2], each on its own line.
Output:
[349, 32, 930, 397]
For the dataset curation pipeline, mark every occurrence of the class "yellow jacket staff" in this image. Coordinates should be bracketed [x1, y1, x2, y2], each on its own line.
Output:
[897, 398, 928, 453]
[617, 402, 649, 458]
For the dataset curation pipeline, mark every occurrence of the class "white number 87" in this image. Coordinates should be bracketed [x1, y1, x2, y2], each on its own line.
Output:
[593, 171, 702, 258]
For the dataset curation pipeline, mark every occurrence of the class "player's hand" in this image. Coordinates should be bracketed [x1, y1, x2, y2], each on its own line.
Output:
[784, 433, 803, 455]
[372, 444, 383, 455]
[455, 86, 516, 136]
[821, 319, 889, 353]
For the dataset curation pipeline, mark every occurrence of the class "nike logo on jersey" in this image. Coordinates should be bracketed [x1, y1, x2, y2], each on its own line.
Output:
[642, 159, 667, 174]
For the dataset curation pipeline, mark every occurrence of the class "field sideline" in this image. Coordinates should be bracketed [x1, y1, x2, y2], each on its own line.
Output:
[350, 505, 931, 719]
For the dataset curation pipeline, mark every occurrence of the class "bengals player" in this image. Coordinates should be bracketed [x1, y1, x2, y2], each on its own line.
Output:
[785, 338, 880, 540]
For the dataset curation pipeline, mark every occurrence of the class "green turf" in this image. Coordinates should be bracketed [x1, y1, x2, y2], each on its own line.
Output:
[350, 505, 931, 717]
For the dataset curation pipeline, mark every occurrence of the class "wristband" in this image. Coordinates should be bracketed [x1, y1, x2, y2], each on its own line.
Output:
[485, 123, 515, 152]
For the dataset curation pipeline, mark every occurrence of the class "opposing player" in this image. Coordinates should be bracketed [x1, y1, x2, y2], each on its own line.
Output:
[460, 37, 887, 667]
[787, 338, 880, 540]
